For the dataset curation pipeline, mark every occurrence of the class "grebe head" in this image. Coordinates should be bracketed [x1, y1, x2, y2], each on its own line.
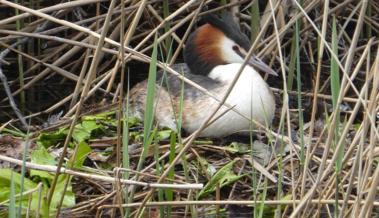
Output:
[184, 12, 277, 76]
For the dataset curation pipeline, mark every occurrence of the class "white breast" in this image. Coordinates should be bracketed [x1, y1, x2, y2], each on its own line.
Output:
[183, 63, 275, 137]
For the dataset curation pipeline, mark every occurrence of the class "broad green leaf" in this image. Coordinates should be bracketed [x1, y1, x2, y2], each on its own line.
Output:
[68, 141, 92, 168]
[37, 128, 67, 148]
[50, 175, 75, 209]
[0, 169, 47, 216]
[37, 114, 112, 148]
[0, 169, 37, 201]
[30, 146, 57, 180]
[28, 146, 76, 211]
[72, 120, 103, 143]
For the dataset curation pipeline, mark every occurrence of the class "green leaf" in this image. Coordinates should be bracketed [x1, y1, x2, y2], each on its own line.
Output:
[72, 120, 103, 143]
[50, 175, 75, 209]
[122, 105, 130, 180]
[37, 113, 112, 148]
[198, 160, 245, 198]
[1, 167, 75, 216]
[0, 127, 26, 138]
[143, 35, 158, 145]
[331, 15, 343, 174]
[68, 141, 92, 168]
[30, 146, 57, 180]
[0, 169, 47, 216]
[82, 111, 115, 121]
[136, 34, 158, 171]
[156, 129, 172, 141]
[29, 145, 76, 212]
[82, 112, 118, 128]
[196, 156, 216, 179]
[125, 116, 141, 127]
[165, 132, 176, 203]
[0, 169, 38, 201]
[37, 128, 67, 148]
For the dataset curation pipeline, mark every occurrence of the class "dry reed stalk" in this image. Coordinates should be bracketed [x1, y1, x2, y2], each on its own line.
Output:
[0, 154, 202, 189]
[1, 0, 378, 217]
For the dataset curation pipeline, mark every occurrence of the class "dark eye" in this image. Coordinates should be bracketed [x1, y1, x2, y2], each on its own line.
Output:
[232, 45, 239, 51]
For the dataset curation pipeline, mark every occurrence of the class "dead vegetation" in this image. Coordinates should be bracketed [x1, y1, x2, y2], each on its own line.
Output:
[0, 0, 379, 217]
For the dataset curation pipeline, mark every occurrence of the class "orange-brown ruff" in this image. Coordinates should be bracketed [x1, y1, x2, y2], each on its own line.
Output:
[129, 13, 276, 137]
[194, 24, 225, 65]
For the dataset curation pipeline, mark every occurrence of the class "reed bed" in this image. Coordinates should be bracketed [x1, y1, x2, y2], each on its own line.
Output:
[0, 0, 378, 217]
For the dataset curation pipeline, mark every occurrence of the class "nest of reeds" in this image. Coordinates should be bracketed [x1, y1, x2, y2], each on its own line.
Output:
[0, 0, 378, 217]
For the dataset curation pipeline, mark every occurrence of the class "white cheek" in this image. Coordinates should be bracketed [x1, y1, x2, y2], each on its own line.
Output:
[220, 37, 244, 63]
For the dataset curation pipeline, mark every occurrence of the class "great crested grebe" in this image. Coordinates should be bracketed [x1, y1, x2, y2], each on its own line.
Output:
[129, 12, 276, 137]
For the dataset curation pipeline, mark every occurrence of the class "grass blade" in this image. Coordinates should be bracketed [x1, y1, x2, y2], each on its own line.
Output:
[9, 171, 16, 218]
[331, 15, 342, 218]
[137, 34, 158, 170]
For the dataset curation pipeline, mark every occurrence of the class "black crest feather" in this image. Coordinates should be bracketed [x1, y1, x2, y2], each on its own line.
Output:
[183, 12, 251, 76]
[202, 12, 251, 51]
